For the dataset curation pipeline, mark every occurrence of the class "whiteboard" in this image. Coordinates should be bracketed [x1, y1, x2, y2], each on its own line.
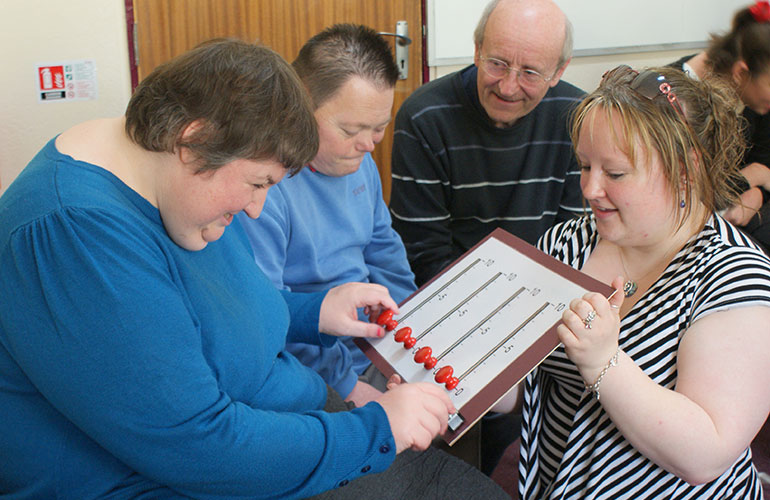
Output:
[427, 0, 748, 66]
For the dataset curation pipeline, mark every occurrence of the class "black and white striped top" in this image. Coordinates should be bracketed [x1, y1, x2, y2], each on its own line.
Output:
[520, 215, 770, 499]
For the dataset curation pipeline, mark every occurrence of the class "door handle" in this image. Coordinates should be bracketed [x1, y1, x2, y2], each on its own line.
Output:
[379, 21, 410, 80]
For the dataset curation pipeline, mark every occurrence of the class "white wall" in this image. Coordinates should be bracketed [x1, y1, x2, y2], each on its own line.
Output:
[0, 0, 131, 194]
[0, 1, 702, 194]
[427, 0, 741, 66]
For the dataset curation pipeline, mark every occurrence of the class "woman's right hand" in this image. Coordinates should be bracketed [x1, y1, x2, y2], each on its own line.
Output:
[374, 375, 456, 454]
[557, 277, 625, 382]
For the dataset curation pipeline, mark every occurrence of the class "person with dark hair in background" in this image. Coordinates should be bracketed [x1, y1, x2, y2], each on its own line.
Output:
[239, 24, 416, 408]
[670, 0, 770, 253]
[0, 38, 507, 499]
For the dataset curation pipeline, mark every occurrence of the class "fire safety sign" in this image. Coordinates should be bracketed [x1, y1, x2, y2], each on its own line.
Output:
[36, 60, 98, 102]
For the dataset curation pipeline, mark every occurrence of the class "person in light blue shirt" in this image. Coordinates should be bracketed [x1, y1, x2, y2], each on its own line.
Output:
[240, 24, 416, 407]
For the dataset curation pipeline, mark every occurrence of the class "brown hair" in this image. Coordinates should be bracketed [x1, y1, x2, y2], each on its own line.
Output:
[292, 24, 399, 109]
[707, 5, 770, 77]
[571, 66, 746, 226]
[125, 38, 318, 174]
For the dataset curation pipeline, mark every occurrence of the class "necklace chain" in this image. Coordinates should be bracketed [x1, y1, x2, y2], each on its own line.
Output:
[618, 252, 638, 297]
[617, 243, 682, 298]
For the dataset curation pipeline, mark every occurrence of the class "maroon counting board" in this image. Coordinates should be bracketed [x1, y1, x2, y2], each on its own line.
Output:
[355, 228, 612, 445]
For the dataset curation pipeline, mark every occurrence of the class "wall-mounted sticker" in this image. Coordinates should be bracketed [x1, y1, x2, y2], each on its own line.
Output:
[36, 60, 97, 102]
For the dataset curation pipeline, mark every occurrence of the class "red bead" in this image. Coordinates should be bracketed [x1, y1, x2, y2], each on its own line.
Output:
[414, 346, 432, 364]
[424, 357, 437, 369]
[394, 327, 412, 343]
[403, 337, 417, 349]
[376, 309, 394, 326]
[435, 366, 454, 383]
[385, 319, 398, 331]
[445, 377, 459, 390]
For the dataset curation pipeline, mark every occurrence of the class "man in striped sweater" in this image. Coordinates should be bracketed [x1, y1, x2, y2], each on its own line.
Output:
[390, 0, 585, 288]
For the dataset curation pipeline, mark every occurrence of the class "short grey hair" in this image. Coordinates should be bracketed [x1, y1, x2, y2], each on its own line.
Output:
[473, 0, 573, 69]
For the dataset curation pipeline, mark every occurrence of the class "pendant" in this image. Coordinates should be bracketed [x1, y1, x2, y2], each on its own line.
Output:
[623, 280, 637, 297]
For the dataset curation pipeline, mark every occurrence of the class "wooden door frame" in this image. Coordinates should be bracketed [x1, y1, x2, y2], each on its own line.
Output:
[124, 0, 428, 91]
[419, 0, 429, 84]
[125, 0, 140, 90]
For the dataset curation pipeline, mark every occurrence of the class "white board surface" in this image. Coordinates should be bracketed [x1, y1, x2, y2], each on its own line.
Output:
[427, 0, 748, 66]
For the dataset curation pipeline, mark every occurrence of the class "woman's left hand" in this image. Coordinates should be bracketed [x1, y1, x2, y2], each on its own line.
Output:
[319, 282, 399, 338]
[556, 277, 625, 381]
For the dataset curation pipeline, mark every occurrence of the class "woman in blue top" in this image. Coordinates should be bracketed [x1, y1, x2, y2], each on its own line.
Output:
[0, 39, 507, 499]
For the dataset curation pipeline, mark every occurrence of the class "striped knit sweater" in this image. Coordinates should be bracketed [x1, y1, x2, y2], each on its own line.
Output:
[390, 65, 585, 285]
[519, 214, 770, 499]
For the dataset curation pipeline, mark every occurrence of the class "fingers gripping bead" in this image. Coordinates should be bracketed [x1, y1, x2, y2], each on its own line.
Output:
[376, 310, 394, 326]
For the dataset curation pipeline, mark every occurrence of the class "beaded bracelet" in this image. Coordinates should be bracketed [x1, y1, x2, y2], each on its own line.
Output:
[585, 347, 621, 401]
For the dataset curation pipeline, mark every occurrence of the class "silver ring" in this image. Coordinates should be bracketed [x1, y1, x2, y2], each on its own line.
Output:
[583, 309, 596, 329]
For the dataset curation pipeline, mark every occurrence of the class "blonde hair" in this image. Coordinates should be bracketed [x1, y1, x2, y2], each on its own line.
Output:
[571, 65, 746, 227]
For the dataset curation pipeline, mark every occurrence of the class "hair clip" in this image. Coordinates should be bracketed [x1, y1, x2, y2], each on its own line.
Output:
[750, 0, 770, 23]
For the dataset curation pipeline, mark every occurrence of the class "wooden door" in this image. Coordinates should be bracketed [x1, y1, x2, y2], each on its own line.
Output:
[131, 0, 423, 204]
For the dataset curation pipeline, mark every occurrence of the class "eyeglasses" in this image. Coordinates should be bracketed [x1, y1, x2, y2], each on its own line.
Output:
[605, 64, 688, 124]
[479, 55, 554, 87]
